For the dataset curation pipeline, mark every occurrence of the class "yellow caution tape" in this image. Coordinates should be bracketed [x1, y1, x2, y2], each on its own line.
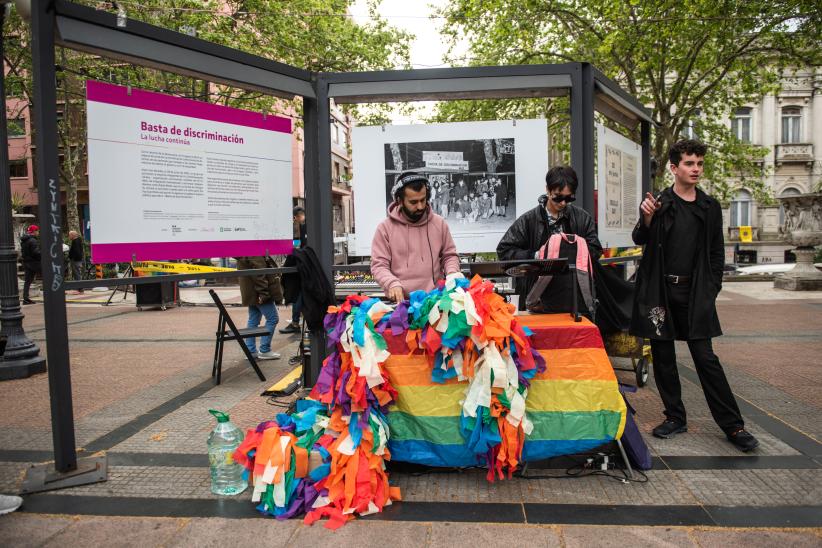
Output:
[132, 261, 236, 274]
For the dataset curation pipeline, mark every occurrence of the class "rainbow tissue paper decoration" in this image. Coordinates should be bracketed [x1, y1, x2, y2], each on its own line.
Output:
[234, 274, 547, 528]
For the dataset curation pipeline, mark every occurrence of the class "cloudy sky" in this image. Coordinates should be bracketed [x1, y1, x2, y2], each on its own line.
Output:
[349, 0, 468, 122]
[350, 0, 461, 69]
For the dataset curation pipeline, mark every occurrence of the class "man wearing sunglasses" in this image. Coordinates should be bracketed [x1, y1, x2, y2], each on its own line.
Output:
[371, 170, 462, 303]
[497, 166, 602, 313]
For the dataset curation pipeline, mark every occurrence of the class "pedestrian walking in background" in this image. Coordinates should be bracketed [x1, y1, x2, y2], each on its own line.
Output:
[236, 256, 283, 360]
[68, 230, 85, 294]
[20, 225, 41, 305]
[630, 139, 758, 452]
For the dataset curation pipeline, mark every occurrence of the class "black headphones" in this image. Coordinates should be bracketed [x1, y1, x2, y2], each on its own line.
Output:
[391, 171, 431, 202]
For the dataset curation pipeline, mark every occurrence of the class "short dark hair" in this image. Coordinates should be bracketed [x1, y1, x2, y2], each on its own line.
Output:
[293, 206, 305, 216]
[669, 139, 707, 166]
[545, 166, 579, 194]
[392, 170, 429, 201]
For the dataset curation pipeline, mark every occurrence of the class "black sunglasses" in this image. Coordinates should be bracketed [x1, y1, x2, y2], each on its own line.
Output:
[551, 194, 576, 204]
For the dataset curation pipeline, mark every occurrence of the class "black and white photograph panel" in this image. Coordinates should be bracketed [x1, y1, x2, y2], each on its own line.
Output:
[383, 138, 517, 230]
[351, 119, 547, 255]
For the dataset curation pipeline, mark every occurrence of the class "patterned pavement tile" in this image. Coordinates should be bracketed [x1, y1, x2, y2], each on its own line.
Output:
[390, 470, 526, 503]
[0, 428, 53, 452]
[690, 528, 822, 547]
[518, 474, 607, 504]
[28, 466, 821, 509]
[598, 470, 697, 505]
[1, 283, 819, 528]
[108, 341, 298, 455]
[676, 469, 822, 506]
[0, 461, 29, 493]
[47, 465, 215, 499]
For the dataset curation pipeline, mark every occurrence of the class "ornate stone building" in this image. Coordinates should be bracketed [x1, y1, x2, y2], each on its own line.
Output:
[722, 66, 822, 264]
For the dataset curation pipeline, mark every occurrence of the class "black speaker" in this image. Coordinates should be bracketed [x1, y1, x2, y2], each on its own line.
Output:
[136, 281, 177, 310]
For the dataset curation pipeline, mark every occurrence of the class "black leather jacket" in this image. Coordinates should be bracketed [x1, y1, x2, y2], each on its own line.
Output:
[497, 196, 602, 302]
[20, 234, 41, 269]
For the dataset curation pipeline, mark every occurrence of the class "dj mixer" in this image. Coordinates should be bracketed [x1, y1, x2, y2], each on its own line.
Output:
[333, 269, 515, 300]
[334, 271, 383, 298]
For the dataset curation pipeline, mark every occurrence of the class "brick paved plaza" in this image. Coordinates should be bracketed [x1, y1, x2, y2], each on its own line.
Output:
[0, 281, 820, 546]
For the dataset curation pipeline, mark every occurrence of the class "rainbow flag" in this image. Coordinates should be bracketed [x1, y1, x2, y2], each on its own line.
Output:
[382, 314, 627, 467]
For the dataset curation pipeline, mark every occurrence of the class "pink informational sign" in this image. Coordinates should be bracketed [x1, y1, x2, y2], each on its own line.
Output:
[86, 80, 293, 263]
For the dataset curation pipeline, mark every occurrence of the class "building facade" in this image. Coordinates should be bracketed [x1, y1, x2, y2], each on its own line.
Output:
[6, 83, 36, 212]
[330, 108, 354, 237]
[287, 101, 354, 263]
[722, 66, 822, 264]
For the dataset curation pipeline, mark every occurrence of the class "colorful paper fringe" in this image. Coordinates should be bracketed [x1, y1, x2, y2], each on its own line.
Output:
[235, 274, 545, 527]
[399, 275, 546, 479]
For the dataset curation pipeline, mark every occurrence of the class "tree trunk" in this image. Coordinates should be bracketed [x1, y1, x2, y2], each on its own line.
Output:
[65, 174, 80, 236]
[483, 139, 500, 173]
[61, 64, 82, 237]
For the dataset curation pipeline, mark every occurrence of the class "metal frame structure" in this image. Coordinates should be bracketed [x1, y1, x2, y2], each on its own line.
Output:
[21, 0, 652, 478]
[320, 64, 653, 214]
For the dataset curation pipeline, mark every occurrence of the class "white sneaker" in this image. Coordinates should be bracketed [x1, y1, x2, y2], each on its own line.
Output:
[0, 494, 22, 515]
[257, 351, 281, 360]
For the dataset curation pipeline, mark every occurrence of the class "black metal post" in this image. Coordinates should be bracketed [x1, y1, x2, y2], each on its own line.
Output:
[569, 264, 581, 322]
[302, 75, 333, 388]
[0, 4, 46, 380]
[31, 0, 78, 473]
[570, 63, 596, 216]
[641, 120, 652, 196]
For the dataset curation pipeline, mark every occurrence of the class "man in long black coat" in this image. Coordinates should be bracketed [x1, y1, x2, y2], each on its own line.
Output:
[631, 139, 758, 452]
[68, 230, 85, 294]
[20, 225, 41, 305]
[497, 166, 601, 313]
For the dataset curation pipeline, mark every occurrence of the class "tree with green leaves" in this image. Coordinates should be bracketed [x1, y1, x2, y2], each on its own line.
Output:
[434, 0, 820, 202]
[3, 0, 410, 234]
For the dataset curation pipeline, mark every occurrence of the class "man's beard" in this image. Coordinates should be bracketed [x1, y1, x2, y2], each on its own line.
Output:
[402, 205, 425, 222]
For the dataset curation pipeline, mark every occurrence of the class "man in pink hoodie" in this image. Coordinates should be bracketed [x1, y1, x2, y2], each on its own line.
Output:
[371, 171, 462, 302]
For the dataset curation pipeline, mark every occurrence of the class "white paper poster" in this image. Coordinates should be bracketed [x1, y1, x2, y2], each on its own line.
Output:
[605, 145, 622, 229]
[86, 80, 293, 263]
[596, 124, 643, 248]
[352, 119, 549, 255]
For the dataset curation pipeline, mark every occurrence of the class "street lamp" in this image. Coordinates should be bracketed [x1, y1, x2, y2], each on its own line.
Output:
[0, 0, 46, 379]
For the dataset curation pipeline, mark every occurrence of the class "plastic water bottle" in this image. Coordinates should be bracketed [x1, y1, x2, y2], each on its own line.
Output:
[207, 409, 247, 496]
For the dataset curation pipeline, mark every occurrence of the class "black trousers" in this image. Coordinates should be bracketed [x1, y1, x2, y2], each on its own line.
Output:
[23, 267, 38, 300]
[650, 282, 744, 433]
[70, 260, 84, 282]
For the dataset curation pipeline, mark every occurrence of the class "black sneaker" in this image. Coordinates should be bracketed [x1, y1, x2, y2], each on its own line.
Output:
[726, 428, 759, 452]
[22, 299, 35, 305]
[652, 419, 688, 439]
[279, 323, 300, 334]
